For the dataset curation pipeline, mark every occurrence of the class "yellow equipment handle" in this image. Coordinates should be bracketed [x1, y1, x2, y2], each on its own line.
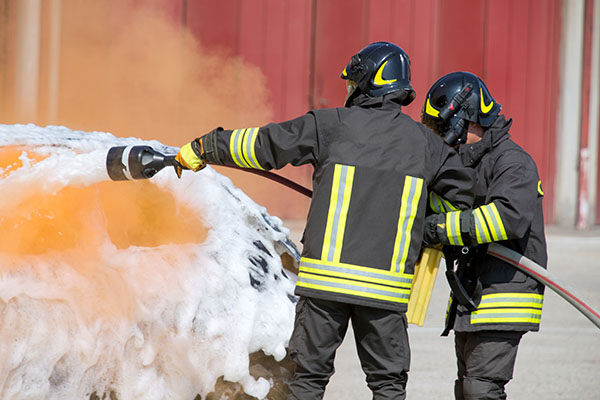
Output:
[406, 247, 443, 326]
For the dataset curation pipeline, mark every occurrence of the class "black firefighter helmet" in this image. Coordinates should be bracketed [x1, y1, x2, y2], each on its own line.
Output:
[341, 41, 415, 107]
[422, 71, 501, 146]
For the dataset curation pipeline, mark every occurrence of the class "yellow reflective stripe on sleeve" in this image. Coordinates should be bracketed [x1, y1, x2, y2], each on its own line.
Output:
[481, 204, 503, 241]
[229, 127, 264, 169]
[429, 192, 443, 213]
[441, 196, 458, 211]
[321, 165, 355, 262]
[446, 211, 464, 246]
[391, 176, 424, 274]
[429, 192, 459, 213]
[245, 127, 264, 170]
[229, 129, 249, 168]
[488, 203, 508, 240]
[480, 205, 497, 240]
[446, 211, 455, 245]
[473, 208, 492, 243]
[230, 129, 252, 168]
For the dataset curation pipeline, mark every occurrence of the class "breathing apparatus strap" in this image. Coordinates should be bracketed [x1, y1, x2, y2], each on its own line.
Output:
[441, 246, 477, 336]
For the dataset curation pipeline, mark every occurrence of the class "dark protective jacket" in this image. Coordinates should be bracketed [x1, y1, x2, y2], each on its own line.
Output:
[440, 115, 547, 332]
[199, 93, 475, 312]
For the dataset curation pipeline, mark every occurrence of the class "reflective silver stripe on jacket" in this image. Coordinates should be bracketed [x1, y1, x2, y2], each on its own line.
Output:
[298, 257, 413, 304]
[470, 293, 544, 324]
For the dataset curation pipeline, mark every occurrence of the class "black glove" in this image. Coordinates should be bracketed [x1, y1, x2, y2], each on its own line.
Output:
[423, 213, 445, 246]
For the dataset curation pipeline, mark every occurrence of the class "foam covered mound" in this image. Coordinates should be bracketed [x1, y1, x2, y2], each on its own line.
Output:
[0, 124, 299, 400]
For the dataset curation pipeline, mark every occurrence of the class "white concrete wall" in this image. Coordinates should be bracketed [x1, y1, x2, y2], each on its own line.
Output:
[47, 0, 62, 122]
[580, 0, 600, 227]
[555, 0, 585, 227]
[14, 0, 42, 122]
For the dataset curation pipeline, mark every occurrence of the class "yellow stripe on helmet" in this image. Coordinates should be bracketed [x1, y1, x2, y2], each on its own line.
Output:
[480, 87, 494, 113]
[425, 98, 440, 117]
[373, 61, 398, 86]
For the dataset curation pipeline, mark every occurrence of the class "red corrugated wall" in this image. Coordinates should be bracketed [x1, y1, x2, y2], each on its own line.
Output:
[183, 0, 314, 220]
[21, 0, 559, 221]
[308, 0, 561, 223]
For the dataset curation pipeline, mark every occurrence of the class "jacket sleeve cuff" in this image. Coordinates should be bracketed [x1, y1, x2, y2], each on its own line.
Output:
[199, 127, 223, 165]
[437, 210, 475, 247]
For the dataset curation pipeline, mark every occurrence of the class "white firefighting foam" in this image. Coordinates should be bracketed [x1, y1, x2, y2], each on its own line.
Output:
[0, 124, 298, 399]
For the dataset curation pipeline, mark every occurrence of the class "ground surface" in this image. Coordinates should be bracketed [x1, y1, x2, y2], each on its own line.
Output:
[283, 221, 600, 400]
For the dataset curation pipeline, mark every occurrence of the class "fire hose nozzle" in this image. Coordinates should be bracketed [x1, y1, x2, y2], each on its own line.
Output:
[106, 143, 313, 198]
[106, 145, 180, 181]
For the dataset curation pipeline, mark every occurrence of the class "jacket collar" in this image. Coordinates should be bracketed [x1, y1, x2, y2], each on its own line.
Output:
[347, 91, 407, 110]
[459, 115, 512, 167]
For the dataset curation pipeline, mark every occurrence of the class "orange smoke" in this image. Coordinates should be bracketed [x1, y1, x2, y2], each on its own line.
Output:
[0, 148, 207, 255]
[0, 145, 48, 178]
[0, 2, 273, 321]
[0, 180, 207, 255]
[0, 147, 207, 320]
[1, 1, 312, 220]
[46, 1, 272, 146]
[1, 1, 273, 143]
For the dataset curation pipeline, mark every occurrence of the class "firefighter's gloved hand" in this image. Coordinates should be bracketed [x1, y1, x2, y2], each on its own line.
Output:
[422, 213, 445, 246]
[175, 139, 206, 178]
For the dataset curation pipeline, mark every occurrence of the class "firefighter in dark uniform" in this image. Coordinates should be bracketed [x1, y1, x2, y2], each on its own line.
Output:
[174, 42, 475, 399]
[421, 71, 548, 400]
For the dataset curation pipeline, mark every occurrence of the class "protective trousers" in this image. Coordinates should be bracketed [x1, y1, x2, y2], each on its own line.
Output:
[288, 297, 410, 400]
[454, 331, 523, 400]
